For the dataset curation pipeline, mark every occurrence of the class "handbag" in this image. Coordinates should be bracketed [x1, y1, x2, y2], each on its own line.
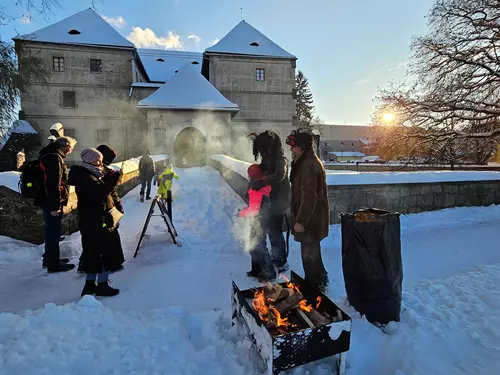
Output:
[103, 206, 124, 229]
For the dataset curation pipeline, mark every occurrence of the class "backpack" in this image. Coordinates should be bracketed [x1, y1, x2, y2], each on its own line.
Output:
[19, 159, 45, 199]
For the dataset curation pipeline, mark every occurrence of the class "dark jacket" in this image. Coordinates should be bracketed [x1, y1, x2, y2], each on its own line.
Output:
[97, 144, 123, 213]
[260, 151, 291, 216]
[36, 142, 70, 211]
[290, 149, 330, 242]
[68, 165, 124, 274]
[139, 154, 155, 181]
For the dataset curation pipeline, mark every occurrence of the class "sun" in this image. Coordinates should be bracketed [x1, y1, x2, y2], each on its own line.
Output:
[382, 113, 395, 123]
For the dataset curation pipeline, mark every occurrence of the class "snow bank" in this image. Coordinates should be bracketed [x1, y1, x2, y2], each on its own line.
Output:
[211, 154, 251, 179]
[326, 170, 500, 185]
[0, 171, 20, 192]
[0, 297, 259, 375]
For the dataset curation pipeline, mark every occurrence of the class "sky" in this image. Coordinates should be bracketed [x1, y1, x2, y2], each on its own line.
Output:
[1, 0, 434, 125]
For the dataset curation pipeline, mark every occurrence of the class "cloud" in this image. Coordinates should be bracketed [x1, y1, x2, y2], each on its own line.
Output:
[127, 27, 183, 49]
[386, 62, 407, 72]
[209, 38, 220, 46]
[19, 13, 32, 24]
[188, 34, 202, 44]
[356, 79, 371, 85]
[102, 15, 126, 29]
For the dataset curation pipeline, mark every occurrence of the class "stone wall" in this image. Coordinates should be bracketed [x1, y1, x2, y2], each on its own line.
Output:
[0, 158, 169, 244]
[328, 181, 500, 223]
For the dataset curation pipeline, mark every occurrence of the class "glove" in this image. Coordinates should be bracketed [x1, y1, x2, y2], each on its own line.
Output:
[251, 179, 266, 191]
[153, 178, 157, 186]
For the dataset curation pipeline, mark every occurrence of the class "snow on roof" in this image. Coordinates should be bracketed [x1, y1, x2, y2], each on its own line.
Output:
[15, 8, 135, 49]
[205, 20, 295, 59]
[0, 120, 38, 150]
[138, 65, 239, 111]
[137, 49, 203, 83]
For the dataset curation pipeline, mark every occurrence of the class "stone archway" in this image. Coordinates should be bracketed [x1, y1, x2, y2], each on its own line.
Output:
[173, 127, 207, 167]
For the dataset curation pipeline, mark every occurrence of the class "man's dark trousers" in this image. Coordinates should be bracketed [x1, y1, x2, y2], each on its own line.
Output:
[42, 206, 62, 267]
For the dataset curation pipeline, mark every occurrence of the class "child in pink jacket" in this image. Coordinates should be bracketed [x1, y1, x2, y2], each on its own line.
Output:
[238, 164, 276, 281]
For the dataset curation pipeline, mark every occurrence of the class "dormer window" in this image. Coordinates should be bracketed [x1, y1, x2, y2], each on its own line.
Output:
[68, 29, 81, 35]
[156, 58, 165, 62]
[250, 42, 260, 47]
[191, 61, 200, 65]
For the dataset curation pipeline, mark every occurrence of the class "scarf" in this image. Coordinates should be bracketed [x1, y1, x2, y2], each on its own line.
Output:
[75, 161, 104, 178]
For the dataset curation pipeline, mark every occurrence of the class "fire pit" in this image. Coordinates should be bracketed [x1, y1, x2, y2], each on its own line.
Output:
[232, 271, 351, 375]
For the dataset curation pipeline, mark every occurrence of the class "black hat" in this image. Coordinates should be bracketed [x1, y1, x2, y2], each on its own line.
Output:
[286, 129, 314, 150]
[96, 144, 117, 165]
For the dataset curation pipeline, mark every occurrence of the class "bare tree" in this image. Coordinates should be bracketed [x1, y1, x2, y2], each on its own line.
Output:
[373, 0, 500, 164]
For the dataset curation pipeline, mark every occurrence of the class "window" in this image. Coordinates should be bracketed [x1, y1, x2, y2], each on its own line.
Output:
[68, 29, 81, 35]
[96, 129, 110, 143]
[64, 128, 76, 139]
[256, 68, 265, 81]
[90, 59, 102, 73]
[62, 91, 76, 108]
[250, 42, 260, 47]
[53, 57, 65, 72]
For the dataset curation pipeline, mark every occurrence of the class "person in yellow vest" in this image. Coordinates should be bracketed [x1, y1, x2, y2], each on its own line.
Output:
[157, 164, 179, 222]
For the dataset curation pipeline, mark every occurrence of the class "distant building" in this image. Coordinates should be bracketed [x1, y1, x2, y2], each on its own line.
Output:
[11, 8, 296, 165]
[318, 125, 377, 160]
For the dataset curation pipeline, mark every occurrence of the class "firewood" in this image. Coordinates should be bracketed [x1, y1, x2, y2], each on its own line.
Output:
[275, 288, 296, 303]
[275, 293, 304, 316]
[304, 307, 331, 326]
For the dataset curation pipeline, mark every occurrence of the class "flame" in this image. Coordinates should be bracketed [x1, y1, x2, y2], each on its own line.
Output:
[252, 289, 288, 328]
[316, 296, 322, 309]
[299, 300, 313, 312]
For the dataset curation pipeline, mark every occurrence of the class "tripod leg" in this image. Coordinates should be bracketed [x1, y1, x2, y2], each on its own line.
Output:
[133, 198, 157, 258]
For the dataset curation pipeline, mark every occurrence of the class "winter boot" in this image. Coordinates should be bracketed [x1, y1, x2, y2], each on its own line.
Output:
[140, 194, 144, 203]
[81, 280, 97, 296]
[42, 258, 70, 269]
[95, 281, 120, 297]
[77, 263, 85, 274]
[47, 262, 75, 273]
[146, 196, 152, 200]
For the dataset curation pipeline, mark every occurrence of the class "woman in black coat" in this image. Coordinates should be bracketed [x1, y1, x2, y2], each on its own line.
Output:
[68, 148, 123, 297]
[251, 130, 291, 272]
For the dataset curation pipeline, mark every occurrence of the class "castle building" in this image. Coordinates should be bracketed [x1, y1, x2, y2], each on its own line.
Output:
[12, 8, 297, 165]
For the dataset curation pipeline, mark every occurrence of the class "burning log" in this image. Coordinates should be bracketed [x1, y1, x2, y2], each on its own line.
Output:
[304, 308, 330, 326]
[275, 293, 304, 316]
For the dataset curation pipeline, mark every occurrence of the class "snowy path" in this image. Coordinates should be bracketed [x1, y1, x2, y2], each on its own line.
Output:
[1, 167, 500, 374]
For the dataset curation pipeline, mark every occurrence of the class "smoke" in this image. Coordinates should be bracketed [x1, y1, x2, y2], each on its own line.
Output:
[186, 110, 260, 250]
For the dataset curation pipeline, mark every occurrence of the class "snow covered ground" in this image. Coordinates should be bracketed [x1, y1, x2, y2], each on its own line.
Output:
[1, 166, 500, 374]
